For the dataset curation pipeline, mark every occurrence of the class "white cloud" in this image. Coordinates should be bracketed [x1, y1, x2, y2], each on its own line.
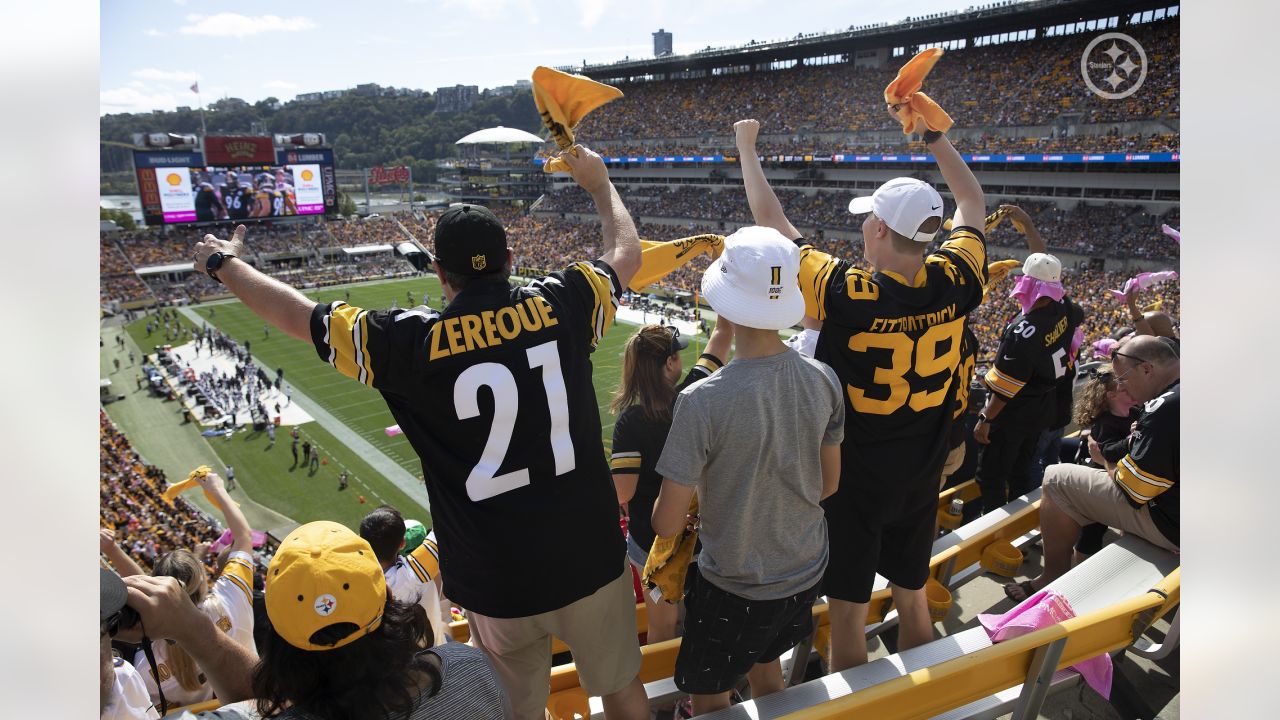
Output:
[578, 0, 607, 29]
[143, 28, 165, 37]
[179, 13, 317, 38]
[432, 0, 538, 24]
[132, 68, 200, 83]
[100, 86, 183, 114]
[263, 80, 298, 90]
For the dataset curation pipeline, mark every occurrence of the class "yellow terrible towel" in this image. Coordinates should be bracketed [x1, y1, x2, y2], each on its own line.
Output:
[984, 259, 1022, 296]
[630, 234, 725, 292]
[943, 206, 1010, 235]
[532, 66, 623, 173]
[642, 495, 698, 604]
[161, 465, 237, 508]
[886, 48, 954, 135]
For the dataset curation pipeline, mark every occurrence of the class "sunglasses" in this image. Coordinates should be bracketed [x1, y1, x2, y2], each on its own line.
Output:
[1111, 351, 1150, 385]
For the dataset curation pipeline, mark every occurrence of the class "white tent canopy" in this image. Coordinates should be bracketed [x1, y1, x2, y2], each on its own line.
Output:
[455, 126, 545, 145]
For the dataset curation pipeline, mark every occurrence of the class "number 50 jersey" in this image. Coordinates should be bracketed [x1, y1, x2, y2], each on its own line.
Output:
[310, 260, 624, 619]
[798, 226, 988, 474]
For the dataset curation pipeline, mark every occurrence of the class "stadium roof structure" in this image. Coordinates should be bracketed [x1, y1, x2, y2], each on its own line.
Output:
[562, 0, 1175, 81]
[455, 126, 546, 145]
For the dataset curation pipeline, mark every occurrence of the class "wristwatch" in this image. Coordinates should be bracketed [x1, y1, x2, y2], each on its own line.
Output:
[206, 251, 237, 283]
[976, 413, 989, 425]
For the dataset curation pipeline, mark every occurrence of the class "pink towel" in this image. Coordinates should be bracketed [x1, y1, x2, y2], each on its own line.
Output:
[210, 528, 268, 553]
[1161, 224, 1180, 243]
[979, 588, 1112, 698]
[1010, 275, 1065, 315]
[1107, 271, 1179, 302]
[1092, 337, 1118, 359]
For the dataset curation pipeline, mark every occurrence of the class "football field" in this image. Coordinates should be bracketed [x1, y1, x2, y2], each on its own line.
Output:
[112, 275, 711, 534]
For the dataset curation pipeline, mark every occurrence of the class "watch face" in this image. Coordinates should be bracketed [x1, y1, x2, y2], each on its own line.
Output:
[206, 252, 223, 273]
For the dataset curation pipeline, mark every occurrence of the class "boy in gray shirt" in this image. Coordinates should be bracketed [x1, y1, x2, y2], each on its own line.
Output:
[653, 225, 844, 716]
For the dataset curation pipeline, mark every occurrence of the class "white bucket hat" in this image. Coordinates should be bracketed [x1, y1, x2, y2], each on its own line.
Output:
[701, 226, 805, 331]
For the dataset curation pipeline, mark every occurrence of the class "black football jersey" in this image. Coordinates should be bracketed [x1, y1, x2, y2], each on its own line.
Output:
[222, 185, 252, 219]
[311, 260, 624, 618]
[799, 226, 988, 471]
[1114, 381, 1178, 545]
[983, 296, 1085, 430]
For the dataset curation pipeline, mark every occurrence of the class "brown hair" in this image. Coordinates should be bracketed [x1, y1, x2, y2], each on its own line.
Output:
[610, 325, 679, 423]
[152, 549, 227, 693]
[887, 216, 943, 255]
[1072, 363, 1118, 428]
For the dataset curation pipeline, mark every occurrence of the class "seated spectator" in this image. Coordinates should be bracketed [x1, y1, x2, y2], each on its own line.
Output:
[131, 471, 258, 708]
[1006, 335, 1179, 601]
[359, 505, 452, 646]
[652, 227, 843, 715]
[253, 521, 511, 719]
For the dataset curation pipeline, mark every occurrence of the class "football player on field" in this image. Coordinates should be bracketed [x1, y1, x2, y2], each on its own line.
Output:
[735, 114, 986, 671]
[192, 144, 651, 720]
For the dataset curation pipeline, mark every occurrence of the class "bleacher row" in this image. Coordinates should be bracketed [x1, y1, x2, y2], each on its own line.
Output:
[574, 19, 1178, 141]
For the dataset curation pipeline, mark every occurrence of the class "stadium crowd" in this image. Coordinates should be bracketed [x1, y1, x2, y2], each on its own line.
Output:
[575, 19, 1178, 140]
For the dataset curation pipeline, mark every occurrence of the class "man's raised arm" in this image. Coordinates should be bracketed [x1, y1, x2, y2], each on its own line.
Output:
[198, 471, 254, 554]
[918, 125, 985, 232]
[562, 145, 641, 288]
[1001, 204, 1047, 254]
[734, 119, 803, 240]
[193, 225, 317, 342]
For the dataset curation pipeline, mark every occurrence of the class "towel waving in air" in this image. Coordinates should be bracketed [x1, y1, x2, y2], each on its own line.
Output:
[886, 47, 954, 135]
[532, 66, 623, 173]
[630, 234, 725, 292]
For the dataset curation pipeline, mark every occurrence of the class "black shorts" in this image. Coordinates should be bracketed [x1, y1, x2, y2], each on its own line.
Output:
[674, 567, 821, 695]
[822, 439, 944, 603]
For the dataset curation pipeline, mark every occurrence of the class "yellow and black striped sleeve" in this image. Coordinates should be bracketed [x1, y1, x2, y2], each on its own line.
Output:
[610, 407, 644, 476]
[1112, 390, 1178, 506]
[568, 260, 620, 348]
[796, 243, 843, 321]
[933, 225, 989, 291]
[310, 301, 433, 391]
[219, 552, 255, 607]
[406, 538, 441, 582]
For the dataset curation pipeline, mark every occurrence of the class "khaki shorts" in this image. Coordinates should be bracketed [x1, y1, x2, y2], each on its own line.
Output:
[939, 442, 966, 489]
[1041, 463, 1178, 553]
[468, 564, 641, 720]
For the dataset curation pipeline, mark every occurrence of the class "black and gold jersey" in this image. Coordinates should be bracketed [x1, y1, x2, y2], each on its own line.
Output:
[1114, 381, 1178, 546]
[222, 185, 252, 220]
[610, 354, 724, 552]
[983, 297, 1084, 430]
[310, 260, 624, 618]
[798, 226, 988, 470]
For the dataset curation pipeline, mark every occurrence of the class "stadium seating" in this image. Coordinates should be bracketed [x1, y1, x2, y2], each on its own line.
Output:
[576, 20, 1178, 142]
[697, 535, 1178, 720]
[542, 489, 1045, 718]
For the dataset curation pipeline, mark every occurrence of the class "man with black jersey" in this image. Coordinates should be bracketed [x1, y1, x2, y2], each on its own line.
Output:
[194, 182, 226, 222]
[1006, 335, 1179, 600]
[221, 172, 252, 221]
[974, 250, 1085, 515]
[192, 144, 648, 720]
[735, 114, 987, 671]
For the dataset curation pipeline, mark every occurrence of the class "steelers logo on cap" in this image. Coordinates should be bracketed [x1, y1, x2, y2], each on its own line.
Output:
[314, 594, 337, 616]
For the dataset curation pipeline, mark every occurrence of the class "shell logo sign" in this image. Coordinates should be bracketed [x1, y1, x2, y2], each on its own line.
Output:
[301, 169, 314, 182]
[166, 173, 183, 186]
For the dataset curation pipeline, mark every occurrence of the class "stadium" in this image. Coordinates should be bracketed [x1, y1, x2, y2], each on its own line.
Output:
[98, 1, 1182, 718]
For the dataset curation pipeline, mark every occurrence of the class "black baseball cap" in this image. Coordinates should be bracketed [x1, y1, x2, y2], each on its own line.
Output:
[433, 204, 508, 277]
[101, 567, 127, 623]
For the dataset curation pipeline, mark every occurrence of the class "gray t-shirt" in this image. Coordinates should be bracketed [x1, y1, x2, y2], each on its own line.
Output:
[656, 348, 845, 600]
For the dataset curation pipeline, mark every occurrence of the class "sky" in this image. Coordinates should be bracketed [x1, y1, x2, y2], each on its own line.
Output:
[100, 0, 970, 115]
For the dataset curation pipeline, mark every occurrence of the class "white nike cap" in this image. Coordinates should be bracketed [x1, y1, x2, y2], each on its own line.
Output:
[848, 177, 945, 243]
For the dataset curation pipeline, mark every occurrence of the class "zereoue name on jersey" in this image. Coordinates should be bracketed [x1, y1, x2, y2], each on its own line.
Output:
[797, 226, 989, 461]
[310, 260, 624, 619]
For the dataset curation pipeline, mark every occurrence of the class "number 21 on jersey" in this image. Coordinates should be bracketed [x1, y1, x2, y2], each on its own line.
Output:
[846, 320, 964, 415]
[454, 340, 574, 501]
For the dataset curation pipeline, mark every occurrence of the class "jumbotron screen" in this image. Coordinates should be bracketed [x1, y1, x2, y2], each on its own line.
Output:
[133, 148, 337, 226]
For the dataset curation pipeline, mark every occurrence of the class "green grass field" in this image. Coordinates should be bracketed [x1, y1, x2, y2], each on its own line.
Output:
[106, 275, 712, 535]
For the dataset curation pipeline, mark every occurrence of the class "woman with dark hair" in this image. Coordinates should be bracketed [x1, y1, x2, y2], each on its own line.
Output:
[254, 521, 510, 719]
[609, 318, 732, 644]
